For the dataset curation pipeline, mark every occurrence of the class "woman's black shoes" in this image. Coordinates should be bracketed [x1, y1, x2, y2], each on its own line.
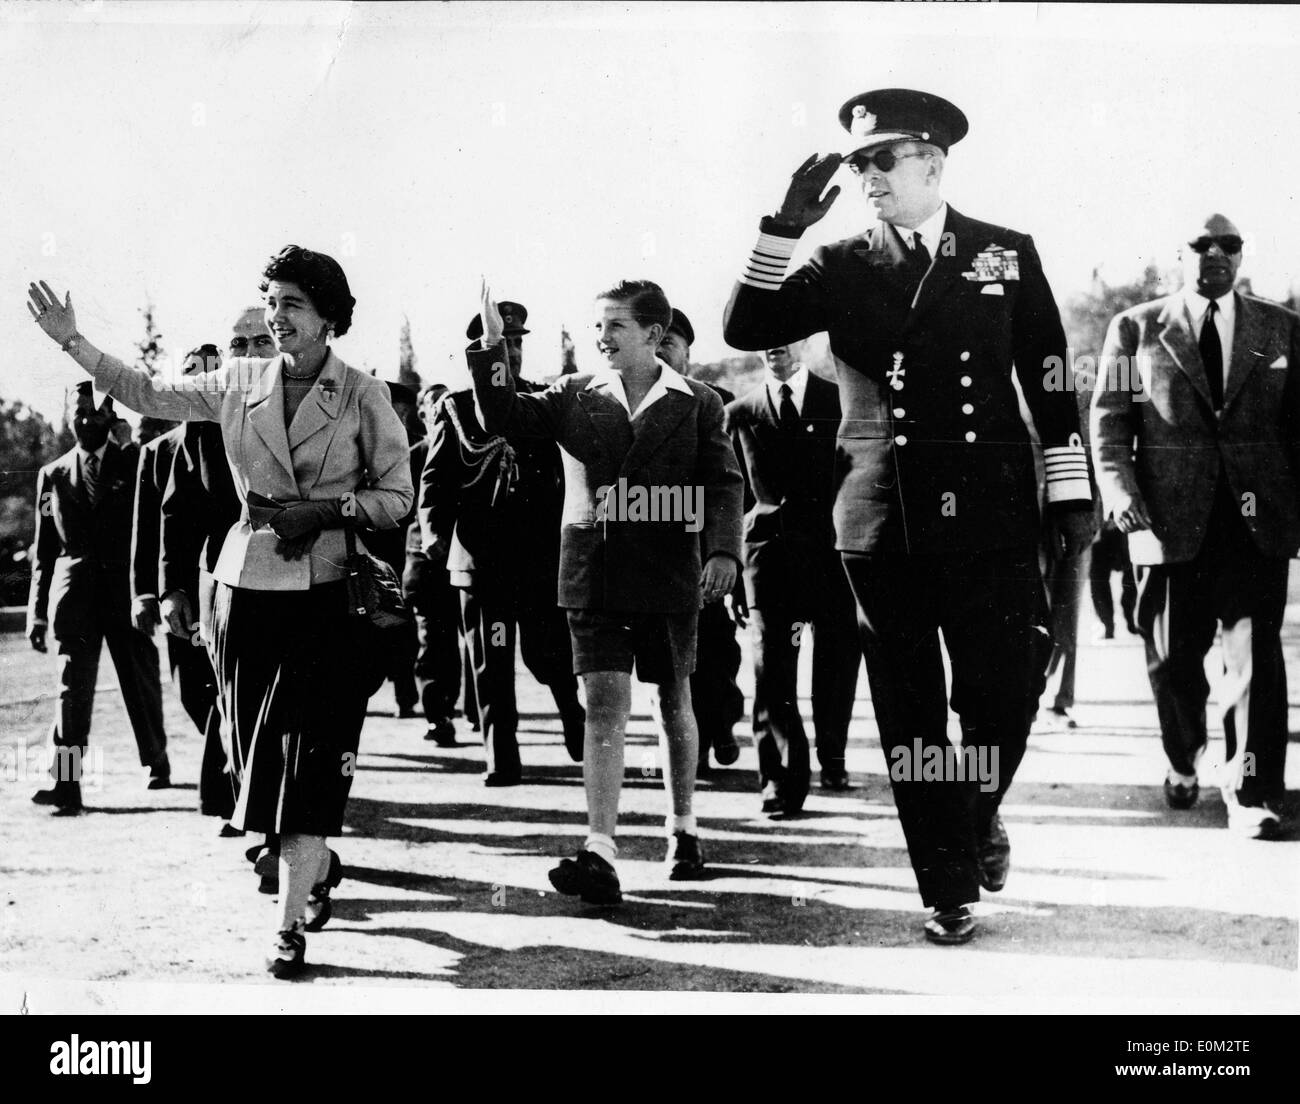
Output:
[303, 850, 343, 931]
[267, 929, 306, 979]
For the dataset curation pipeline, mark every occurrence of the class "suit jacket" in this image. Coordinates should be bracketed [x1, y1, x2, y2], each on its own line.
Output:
[725, 372, 843, 606]
[159, 421, 241, 598]
[724, 206, 1092, 555]
[89, 351, 413, 590]
[1091, 292, 1300, 564]
[130, 426, 185, 601]
[468, 345, 744, 613]
[28, 440, 140, 635]
[419, 380, 564, 590]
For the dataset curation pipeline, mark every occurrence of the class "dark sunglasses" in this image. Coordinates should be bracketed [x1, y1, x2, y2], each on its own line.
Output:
[1188, 235, 1243, 256]
[844, 148, 927, 175]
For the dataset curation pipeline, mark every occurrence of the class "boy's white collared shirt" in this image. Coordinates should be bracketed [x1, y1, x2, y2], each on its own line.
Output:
[587, 357, 693, 421]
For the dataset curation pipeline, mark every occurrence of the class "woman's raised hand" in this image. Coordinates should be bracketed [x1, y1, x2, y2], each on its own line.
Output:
[480, 276, 504, 348]
[27, 281, 78, 345]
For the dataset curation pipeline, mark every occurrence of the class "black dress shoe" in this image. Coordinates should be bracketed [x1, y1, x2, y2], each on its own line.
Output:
[484, 770, 522, 787]
[253, 847, 280, 894]
[51, 802, 85, 817]
[549, 849, 622, 905]
[397, 705, 421, 719]
[424, 718, 457, 747]
[819, 766, 853, 791]
[219, 823, 245, 838]
[924, 905, 976, 945]
[713, 732, 740, 767]
[761, 796, 785, 816]
[1164, 777, 1199, 810]
[977, 814, 1010, 893]
[304, 850, 343, 931]
[147, 775, 171, 790]
[32, 783, 78, 808]
[267, 929, 306, 979]
[665, 832, 706, 880]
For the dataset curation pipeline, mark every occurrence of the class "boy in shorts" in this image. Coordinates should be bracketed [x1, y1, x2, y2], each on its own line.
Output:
[468, 279, 743, 902]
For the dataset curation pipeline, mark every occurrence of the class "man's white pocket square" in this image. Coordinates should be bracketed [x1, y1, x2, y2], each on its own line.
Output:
[1271, 355, 1288, 368]
[981, 284, 1004, 296]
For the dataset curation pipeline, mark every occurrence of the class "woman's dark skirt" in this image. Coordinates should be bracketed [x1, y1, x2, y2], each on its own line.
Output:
[212, 580, 377, 837]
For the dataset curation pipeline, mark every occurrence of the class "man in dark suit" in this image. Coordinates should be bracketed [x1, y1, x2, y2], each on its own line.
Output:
[420, 301, 585, 785]
[27, 381, 170, 813]
[657, 308, 744, 773]
[401, 383, 463, 745]
[469, 279, 743, 903]
[724, 88, 1094, 943]
[726, 343, 861, 816]
[1092, 213, 1300, 839]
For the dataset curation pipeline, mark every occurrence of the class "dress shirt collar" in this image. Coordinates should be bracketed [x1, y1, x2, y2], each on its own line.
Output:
[77, 440, 109, 467]
[766, 364, 809, 414]
[587, 358, 693, 420]
[1183, 285, 1236, 330]
[895, 201, 948, 257]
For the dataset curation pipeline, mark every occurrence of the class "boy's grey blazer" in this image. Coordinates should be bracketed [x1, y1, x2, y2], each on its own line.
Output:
[467, 344, 743, 614]
[87, 351, 413, 590]
[1091, 292, 1300, 564]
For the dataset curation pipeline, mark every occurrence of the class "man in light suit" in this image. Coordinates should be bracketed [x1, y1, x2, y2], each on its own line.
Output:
[1092, 213, 1300, 839]
[726, 344, 861, 816]
[470, 280, 743, 904]
[27, 381, 170, 813]
[723, 88, 1094, 943]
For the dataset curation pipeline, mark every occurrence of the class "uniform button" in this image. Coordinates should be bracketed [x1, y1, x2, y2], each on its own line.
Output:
[960, 351, 971, 362]
[962, 403, 974, 415]
[894, 434, 908, 446]
[965, 431, 977, 443]
[893, 408, 905, 418]
[960, 375, 972, 387]
[805, 424, 814, 433]
[891, 379, 904, 391]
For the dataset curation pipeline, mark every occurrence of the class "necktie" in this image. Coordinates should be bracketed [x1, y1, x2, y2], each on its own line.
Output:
[1200, 299, 1224, 410]
[778, 383, 800, 432]
[910, 232, 932, 271]
[84, 453, 100, 507]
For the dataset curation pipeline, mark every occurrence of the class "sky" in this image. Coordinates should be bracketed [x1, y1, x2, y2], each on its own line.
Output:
[4, 1, 1300, 421]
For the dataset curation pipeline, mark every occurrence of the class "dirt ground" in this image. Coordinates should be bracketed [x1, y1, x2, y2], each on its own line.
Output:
[1, 592, 1297, 1013]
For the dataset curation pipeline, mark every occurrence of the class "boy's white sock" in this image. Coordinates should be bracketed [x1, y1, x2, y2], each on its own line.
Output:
[669, 813, 697, 836]
[584, 833, 617, 865]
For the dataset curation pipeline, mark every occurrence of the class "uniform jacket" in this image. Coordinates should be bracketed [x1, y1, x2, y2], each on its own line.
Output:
[159, 421, 240, 598]
[723, 206, 1092, 555]
[130, 426, 185, 601]
[468, 344, 744, 614]
[724, 372, 843, 606]
[1091, 292, 1300, 564]
[27, 440, 140, 635]
[89, 351, 413, 590]
[419, 379, 564, 590]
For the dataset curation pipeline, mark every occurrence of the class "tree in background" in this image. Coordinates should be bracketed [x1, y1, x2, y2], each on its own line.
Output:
[399, 314, 422, 391]
[135, 301, 165, 374]
[560, 325, 578, 375]
[0, 397, 65, 604]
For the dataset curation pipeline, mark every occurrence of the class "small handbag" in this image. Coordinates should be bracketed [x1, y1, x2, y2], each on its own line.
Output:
[343, 524, 411, 629]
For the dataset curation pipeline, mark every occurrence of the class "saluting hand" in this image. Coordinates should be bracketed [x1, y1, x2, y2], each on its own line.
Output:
[480, 277, 505, 348]
[774, 154, 843, 230]
[26, 281, 78, 346]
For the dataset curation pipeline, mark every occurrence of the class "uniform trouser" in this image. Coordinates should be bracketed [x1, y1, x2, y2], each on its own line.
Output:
[460, 585, 579, 775]
[50, 607, 167, 780]
[166, 632, 232, 817]
[750, 568, 861, 809]
[1090, 526, 1136, 632]
[1134, 487, 1289, 805]
[403, 554, 462, 723]
[841, 541, 1047, 908]
[1041, 545, 1088, 712]
[692, 599, 744, 755]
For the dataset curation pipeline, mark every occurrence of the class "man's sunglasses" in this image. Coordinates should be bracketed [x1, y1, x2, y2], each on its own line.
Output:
[1188, 235, 1243, 256]
[844, 149, 927, 175]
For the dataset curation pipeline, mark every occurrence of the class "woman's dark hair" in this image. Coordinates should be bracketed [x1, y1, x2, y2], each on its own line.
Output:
[259, 245, 356, 337]
[594, 279, 671, 333]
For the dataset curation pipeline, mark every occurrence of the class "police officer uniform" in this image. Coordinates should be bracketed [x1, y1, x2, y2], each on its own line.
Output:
[724, 89, 1092, 934]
